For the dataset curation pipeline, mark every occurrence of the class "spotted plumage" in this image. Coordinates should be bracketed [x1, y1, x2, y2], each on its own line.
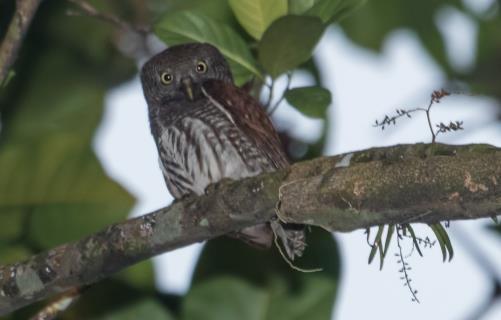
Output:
[140, 43, 304, 259]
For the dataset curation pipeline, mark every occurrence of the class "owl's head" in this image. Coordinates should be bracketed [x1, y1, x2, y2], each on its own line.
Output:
[140, 43, 233, 105]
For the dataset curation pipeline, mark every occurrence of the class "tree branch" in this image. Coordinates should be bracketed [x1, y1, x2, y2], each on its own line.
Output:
[1, 143, 500, 315]
[0, 0, 43, 84]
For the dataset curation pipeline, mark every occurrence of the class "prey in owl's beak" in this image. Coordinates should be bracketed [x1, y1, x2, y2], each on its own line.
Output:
[181, 77, 194, 101]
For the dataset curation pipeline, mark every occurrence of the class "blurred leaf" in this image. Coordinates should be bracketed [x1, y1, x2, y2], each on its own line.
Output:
[161, 0, 235, 23]
[306, 0, 367, 23]
[488, 224, 501, 235]
[59, 280, 175, 320]
[97, 298, 175, 320]
[298, 58, 322, 85]
[188, 227, 340, 320]
[0, 1, 135, 251]
[0, 244, 32, 264]
[229, 0, 288, 40]
[155, 11, 262, 85]
[183, 276, 266, 320]
[288, 0, 316, 14]
[115, 260, 156, 292]
[285, 86, 331, 118]
[0, 209, 26, 241]
[259, 15, 324, 78]
[340, 1, 460, 75]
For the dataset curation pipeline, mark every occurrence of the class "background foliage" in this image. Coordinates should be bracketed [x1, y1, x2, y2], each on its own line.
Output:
[0, 0, 499, 318]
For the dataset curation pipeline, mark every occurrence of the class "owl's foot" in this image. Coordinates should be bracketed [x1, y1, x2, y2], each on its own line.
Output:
[270, 220, 306, 261]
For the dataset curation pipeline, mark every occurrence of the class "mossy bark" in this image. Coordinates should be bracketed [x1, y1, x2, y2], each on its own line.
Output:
[1, 143, 500, 315]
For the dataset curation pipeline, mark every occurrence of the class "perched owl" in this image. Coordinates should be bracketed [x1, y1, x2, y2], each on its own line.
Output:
[140, 43, 305, 259]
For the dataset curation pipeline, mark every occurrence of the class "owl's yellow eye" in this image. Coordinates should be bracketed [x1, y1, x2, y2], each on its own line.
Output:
[161, 72, 173, 85]
[195, 61, 208, 73]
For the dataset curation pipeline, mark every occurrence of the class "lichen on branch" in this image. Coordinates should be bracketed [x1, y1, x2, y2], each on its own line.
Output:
[0, 143, 500, 315]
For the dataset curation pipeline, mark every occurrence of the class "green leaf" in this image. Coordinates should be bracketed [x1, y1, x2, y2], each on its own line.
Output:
[115, 260, 156, 292]
[0, 6, 135, 250]
[285, 86, 332, 118]
[489, 224, 501, 235]
[429, 223, 454, 262]
[0, 244, 32, 264]
[0, 209, 26, 241]
[306, 0, 367, 24]
[258, 15, 324, 78]
[229, 0, 288, 40]
[97, 299, 175, 320]
[189, 227, 340, 320]
[184, 276, 266, 320]
[382, 224, 395, 259]
[61, 280, 176, 320]
[155, 11, 262, 85]
[433, 223, 454, 262]
[368, 225, 384, 265]
[288, 0, 316, 14]
[404, 224, 423, 257]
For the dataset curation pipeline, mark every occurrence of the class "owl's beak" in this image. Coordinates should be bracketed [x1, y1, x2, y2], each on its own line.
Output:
[181, 77, 194, 101]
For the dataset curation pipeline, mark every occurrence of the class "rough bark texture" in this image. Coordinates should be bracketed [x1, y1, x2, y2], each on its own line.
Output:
[0, 0, 43, 84]
[1, 143, 500, 315]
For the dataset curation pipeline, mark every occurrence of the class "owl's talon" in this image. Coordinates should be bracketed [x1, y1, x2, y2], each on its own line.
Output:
[270, 220, 306, 261]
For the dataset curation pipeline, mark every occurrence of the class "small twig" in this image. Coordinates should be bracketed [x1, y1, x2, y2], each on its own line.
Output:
[66, 0, 154, 61]
[264, 79, 275, 110]
[0, 0, 43, 84]
[374, 89, 457, 144]
[396, 226, 420, 303]
[67, 0, 148, 33]
[269, 72, 293, 115]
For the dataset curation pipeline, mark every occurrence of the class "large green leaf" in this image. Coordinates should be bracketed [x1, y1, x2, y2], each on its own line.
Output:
[186, 227, 340, 320]
[340, 0, 459, 75]
[306, 0, 367, 23]
[183, 276, 266, 320]
[0, 1, 135, 250]
[97, 299, 175, 320]
[229, 0, 288, 40]
[288, 0, 316, 14]
[285, 86, 332, 118]
[258, 15, 324, 78]
[59, 280, 176, 320]
[155, 11, 262, 85]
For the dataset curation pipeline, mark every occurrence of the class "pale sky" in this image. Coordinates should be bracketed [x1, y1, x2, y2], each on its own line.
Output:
[93, 8, 501, 319]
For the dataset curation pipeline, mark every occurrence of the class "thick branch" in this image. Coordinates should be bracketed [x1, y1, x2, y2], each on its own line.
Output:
[1, 143, 500, 315]
[0, 0, 43, 84]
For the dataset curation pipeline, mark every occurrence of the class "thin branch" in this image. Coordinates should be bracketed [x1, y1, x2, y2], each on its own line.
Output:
[269, 72, 293, 115]
[66, 0, 149, 34]
[0, 143, 500, 315]
[396, 226, 420, 303]
[0, 0, 43, 84]
[374, 89, 454, 143]
[425, 96, 436, 143]
[264, 79, 275, 110]
[66, 0, 154, 61]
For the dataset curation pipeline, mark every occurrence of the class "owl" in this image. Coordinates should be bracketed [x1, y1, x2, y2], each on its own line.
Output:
[140, 43, 305, 260]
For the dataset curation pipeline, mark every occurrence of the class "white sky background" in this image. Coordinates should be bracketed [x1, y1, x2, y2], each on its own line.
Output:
[93, 4, 501, 319]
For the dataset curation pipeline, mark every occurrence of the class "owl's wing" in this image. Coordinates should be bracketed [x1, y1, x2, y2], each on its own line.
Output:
[202, 80, 290, 169]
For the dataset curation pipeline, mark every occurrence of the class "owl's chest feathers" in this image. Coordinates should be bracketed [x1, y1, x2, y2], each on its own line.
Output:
[152, 101, 268, 197]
